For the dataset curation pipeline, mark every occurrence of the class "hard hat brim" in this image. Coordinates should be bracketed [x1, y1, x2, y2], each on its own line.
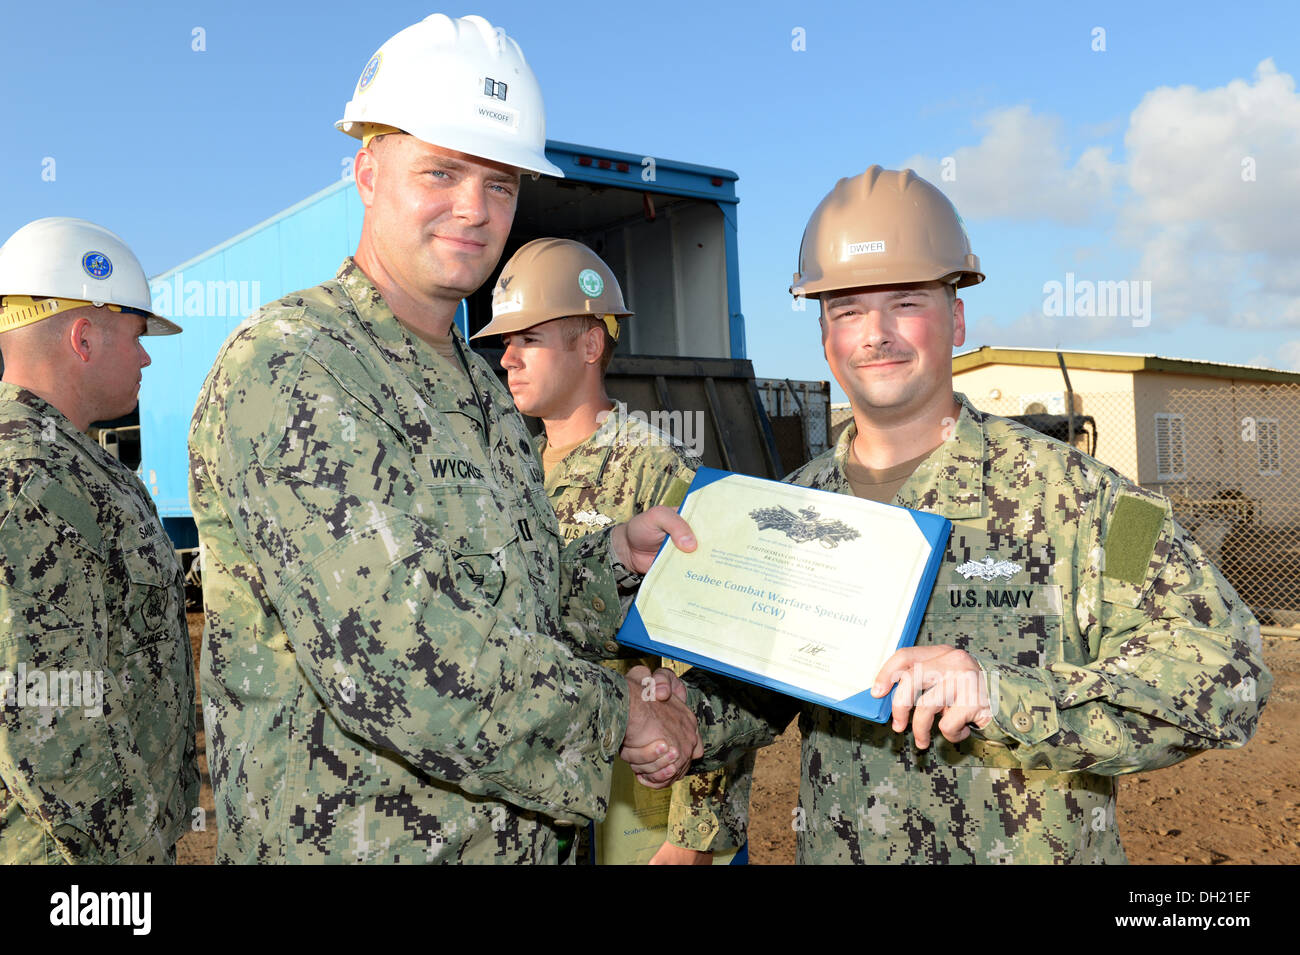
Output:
[793, 265, 984, 299]
[470, 307, 633, 341]
[144, 313, 183, 335]
[335, 120, 564, 179]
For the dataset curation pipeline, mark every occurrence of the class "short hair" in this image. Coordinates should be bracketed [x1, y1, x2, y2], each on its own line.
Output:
[561, 316, 617, 373]
[0, 305, 76, 362]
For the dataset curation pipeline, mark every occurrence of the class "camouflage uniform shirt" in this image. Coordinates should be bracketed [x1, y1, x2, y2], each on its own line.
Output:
[189, 260, 635, 864]
[537, 403, 754, 853]
[0, 384, 198, 864]
[687, 394, 1271, 864]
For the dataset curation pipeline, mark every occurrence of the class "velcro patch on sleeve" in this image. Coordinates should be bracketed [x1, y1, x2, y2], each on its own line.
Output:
[30, 477, 104, 554]
[661, 476, 692, 510]
[1103, 495, 1164, 586]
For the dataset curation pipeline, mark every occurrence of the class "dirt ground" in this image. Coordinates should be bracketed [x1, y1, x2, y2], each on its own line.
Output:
[746, 635, 1300, 865]
[178, 616, 1298, 865]
[175, 614, 215, 865]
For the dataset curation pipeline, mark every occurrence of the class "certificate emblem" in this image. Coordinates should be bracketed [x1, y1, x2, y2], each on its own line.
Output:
[956, 556, 1022, 581]
[749, 505, 860, 549]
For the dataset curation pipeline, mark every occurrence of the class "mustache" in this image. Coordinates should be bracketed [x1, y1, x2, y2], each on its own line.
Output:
[851, 348, 915, 365]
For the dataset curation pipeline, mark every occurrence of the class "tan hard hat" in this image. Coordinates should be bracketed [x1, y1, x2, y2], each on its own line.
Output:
[791, 165, 983, 300]
[471, 238, 632, 340]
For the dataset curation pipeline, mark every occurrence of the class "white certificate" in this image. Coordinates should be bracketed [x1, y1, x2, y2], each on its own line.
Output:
[617, 467, 951, 722]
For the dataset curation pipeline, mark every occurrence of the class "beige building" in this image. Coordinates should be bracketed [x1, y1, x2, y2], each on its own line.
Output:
[953, 347, 1300, 623]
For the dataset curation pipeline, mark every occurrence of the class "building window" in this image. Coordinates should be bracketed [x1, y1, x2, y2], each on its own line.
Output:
[1257, 417, 1281, 475]
[1154, 413, 1186, 481]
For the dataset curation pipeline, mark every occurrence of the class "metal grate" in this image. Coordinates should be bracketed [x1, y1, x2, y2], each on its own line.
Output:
[966, 384, 1300, 629]
[754, 378, 832, 460]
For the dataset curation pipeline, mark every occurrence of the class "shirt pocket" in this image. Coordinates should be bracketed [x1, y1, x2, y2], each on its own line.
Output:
[119, 539, 181, 655]
[418, 480, 520, 609]
[922, 584, 1065, 667]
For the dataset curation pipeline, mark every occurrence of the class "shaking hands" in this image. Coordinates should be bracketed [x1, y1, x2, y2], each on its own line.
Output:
[620, 665, 701, 788]
[609, 506, 702, 787]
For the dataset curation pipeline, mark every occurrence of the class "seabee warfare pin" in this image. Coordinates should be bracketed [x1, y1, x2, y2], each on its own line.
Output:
[578, 269, 604, 297]
[82, 251, 112, 280]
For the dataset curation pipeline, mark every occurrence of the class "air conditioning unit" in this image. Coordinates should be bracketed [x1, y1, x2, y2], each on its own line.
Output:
[1019, 392, 1067, 415]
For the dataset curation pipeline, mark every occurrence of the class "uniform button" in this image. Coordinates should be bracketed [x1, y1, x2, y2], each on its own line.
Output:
[602, 727, 617, 750]
[696, 822, 711, 833]
[591, 596, 606, 613]
[1012, 712, 1033, 733]
[603, 640, 619, 654]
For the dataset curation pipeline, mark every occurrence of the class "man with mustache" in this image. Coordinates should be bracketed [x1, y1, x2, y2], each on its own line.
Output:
[676, 166, 1271, 863]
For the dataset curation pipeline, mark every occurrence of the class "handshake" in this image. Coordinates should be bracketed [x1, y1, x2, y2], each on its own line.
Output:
[607, 506, 704, 789]
[618, 665, 702, 789]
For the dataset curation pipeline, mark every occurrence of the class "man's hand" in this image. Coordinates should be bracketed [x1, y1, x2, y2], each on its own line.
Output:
[611, 505, 696, 575]
[627, 663, 689, 705]
[649, 842, 714, 865]
[872, 645, 994, 749]
[620, 670, 703, 788]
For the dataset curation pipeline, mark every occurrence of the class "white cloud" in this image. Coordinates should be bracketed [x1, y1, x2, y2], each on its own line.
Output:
[902, 105, 1122, 224]
[964, 308, 1131, 351]
[1121, 59, 1300, 327]
[1255, 340, 1300, 371]
[909, 60, 1300, 334]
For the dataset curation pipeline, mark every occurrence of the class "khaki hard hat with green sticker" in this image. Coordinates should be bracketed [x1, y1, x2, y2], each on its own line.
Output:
[472, 237, 632, 341]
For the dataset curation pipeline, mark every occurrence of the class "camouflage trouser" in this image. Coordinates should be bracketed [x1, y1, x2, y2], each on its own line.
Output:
[37, 830, 176, 865]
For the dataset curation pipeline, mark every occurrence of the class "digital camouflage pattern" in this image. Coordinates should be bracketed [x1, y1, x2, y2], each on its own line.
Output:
[538, 403, 754, 853]
[189, 260, 638, 864]
[538, 403, 698, 544]
[687, 394, 1271, 864]
[0, 384, 198, 864]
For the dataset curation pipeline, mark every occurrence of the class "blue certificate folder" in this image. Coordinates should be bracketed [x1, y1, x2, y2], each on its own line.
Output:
[616, 467, 952, 723]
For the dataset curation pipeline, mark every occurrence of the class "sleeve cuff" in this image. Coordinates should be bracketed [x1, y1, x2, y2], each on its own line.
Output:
[667, 806, 721, 851]
[558, 531, 628, 660]
[973, 657, 1061, 746]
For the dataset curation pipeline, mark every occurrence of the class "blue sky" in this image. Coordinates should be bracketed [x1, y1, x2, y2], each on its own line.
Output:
[4, 0, 1297, 399]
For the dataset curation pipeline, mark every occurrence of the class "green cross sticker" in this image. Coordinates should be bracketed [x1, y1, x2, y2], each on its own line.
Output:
[578, 269, 605, 297]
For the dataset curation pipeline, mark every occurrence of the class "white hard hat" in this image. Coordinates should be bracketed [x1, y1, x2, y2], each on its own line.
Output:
[336, 14, 563, 179]
[0, 217, 181, 335]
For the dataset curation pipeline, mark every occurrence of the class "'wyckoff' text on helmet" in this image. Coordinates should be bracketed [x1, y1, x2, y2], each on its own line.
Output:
[0, 217, 180, 335]
[472, 238, 632, 341]
[792, 165, 983, 300]
[337, 14, 563, 179]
